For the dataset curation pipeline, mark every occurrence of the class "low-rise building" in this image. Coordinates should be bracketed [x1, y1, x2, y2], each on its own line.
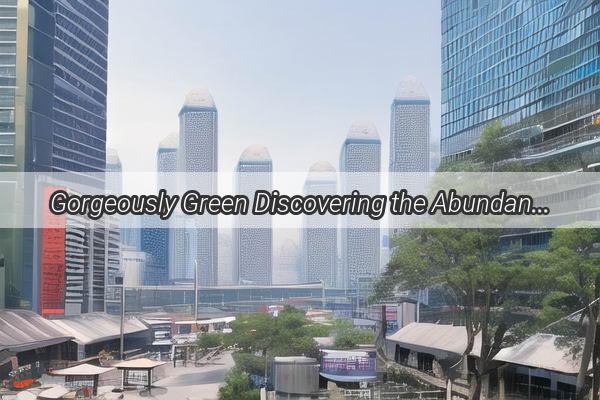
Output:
[387, 323, 591, 399]
[493, 333, 587, 400]
[386, 323, 480, 398]
[49, 312, 150, 360]
[0, 310, 73, 380]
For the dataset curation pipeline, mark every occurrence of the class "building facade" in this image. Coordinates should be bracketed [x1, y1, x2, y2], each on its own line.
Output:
[441, 0, 600, 164]
[1, 0, 109, 310]
[340, 122, 381, 290]
[177, 89, 218, 285]
[388, 76, 430, 239]
[155, 132, 180, 283]
[302, 161, 337, 287]
[234, 145, 273, 285]
[389, 76, 430, 174]
[274, 237, 300, 284]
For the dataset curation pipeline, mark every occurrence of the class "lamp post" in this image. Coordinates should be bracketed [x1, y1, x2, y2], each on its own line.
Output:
[117, 276, 125, 360]
[194, 259, 198, 323]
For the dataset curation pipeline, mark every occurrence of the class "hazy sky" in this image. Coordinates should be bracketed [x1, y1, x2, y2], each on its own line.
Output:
[107, 0, 441, 181]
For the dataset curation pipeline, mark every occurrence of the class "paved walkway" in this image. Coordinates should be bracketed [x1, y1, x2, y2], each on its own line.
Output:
[122, 351, 234, 400]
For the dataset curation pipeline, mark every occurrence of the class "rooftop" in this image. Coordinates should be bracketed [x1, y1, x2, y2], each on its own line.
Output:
[493, 333, 588, 375]
[239, 144, 271, 162]
[49, 312, 148, 345]
[309, 161, 336, 173]
[158, 132, 178, 150]
[105, 148, 121, 167]
[183, 88, 215, 109]
[387, 322, 481, 359]
[346, 121, 380, 141]
[394, 75, 429, 102]
[274, 356, 317, 364]
[0, 310, 72, 353]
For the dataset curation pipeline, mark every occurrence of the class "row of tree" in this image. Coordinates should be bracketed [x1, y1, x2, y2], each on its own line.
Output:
[372, 226, 600, 399]
[374, 122, 600, 399]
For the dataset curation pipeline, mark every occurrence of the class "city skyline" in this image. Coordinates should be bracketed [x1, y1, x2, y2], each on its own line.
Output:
[107, 0, 441, 181]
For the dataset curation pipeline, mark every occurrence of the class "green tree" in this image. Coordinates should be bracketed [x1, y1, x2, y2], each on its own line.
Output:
[224, 307, 321, 376]
[437, 120, 524, 172]
[232, 353, 267, 376]
[472, 120, 523, 169]
[334, 328, 375, 349]
[196, 332, 224, 351]
[373, 228, 528, 400]
[218, 368, 260, 400]
[330, 318, 375, 349]
[527, 226, 600, 399]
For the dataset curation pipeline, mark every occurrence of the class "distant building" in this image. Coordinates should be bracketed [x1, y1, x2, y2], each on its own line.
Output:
[140, 223, 168, 285]
[302, 161, 337, 287]
[157, 132, 179, 189]
[120, 215, 141, 251]
[388, 76, 430, 239]
[105, 148, 123, 195]
[141, 133, 178, 284]
[177, 89, 218, 285]
[340, 122, 381, 290]
[274, 237, 300, 284]
[389, 76, 430, 174]
[234, 145, 273, 285]
[218, 230, 234, 286]
[121, 246, 146, 287]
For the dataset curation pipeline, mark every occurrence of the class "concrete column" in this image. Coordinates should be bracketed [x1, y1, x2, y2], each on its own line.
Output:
[498, 366, 507, 400]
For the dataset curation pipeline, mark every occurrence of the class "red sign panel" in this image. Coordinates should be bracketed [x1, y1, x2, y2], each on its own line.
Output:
[40, 186, 66, 317]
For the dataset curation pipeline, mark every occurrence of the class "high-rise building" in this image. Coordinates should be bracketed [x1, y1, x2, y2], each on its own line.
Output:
[441, 0, 600, 165]
[274, 237, 300, 284]
[155, 132, 180, 283]
[388, 76, 430, 239]
[111, 146, 140, 251]
[140, 133, 179, 285]
[301, 161, 337, 287]
[105, 148, 122, 195]
[1, 0, 109, 310]
[234, 145, 273, 285]
[218, 230, 234, 286]
[340, 122, 381, 290]
[177, 89, 218, 285]
[390, 76, 430, 174]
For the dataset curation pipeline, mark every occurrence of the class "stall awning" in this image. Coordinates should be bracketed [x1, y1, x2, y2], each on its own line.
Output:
[113, 358, 166, 370]
[0, 310, 72, 353]
[50, 363, 115, 376]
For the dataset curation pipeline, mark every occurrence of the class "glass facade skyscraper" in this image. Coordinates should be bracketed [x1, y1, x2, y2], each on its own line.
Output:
[1, 0, 109, 310]
[441, 0, 600, 163]
[340, 122, 381, 290]
[234, 145, 273, 285]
